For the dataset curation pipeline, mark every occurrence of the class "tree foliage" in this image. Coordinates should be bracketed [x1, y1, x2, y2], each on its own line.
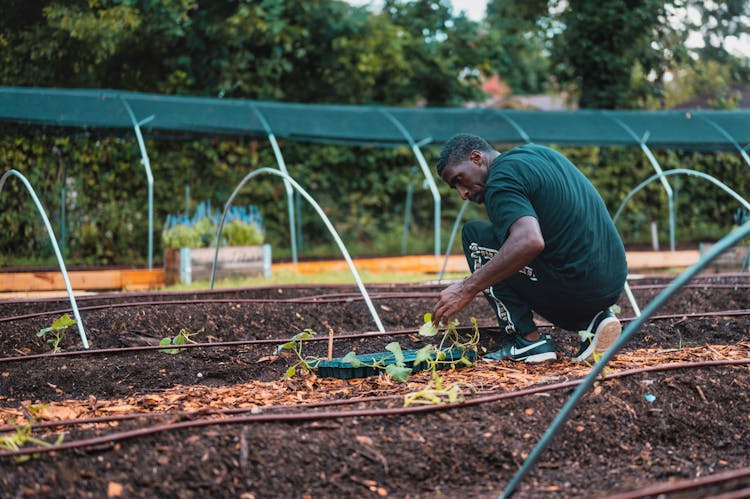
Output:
[483, 0, 749, 108]
[1, 0, 496, 105]
[1, 0, 749, 265]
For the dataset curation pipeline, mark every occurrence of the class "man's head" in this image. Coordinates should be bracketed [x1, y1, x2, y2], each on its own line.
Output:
[436, 133, 497, 204]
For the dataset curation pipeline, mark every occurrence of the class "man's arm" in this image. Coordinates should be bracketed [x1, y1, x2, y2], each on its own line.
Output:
[431, 215, 544, 325]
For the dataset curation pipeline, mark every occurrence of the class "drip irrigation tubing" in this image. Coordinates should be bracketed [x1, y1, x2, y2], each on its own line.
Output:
[2, 308, 749, 365]
[0, 292, 443, 324]
[1, 281, 748, 324]
[628, 283, 750, 291]
[0, 280, 448, 304]
[1, 271, 746, 308]
[2, 276, 748, 324]
[1, 358, 748, 459]
[0, 327, 424, 364]
[607, 467, 750, 499]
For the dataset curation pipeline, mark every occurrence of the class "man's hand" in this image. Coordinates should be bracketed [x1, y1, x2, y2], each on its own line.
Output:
[430, 216, 544, 327]
[431, 280, 479, 326]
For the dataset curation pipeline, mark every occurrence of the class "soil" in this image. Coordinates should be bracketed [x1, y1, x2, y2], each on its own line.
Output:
[1, 275, 749, 498]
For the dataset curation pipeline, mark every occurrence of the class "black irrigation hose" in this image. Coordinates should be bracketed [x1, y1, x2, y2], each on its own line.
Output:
[0, 391, 408, 434]
[1, 282, 447, 307]
[0, 327, 424, 364]
[0, 292, 441, 324]
[2, 309, 750, 365]
[1, 358, 748, 459]
[3, 275, 749, 324]
[629, 283, 750, 290]
[607, 466, 750, 499]
[0, 280, 444, 305]
[2, 270, 745, 308]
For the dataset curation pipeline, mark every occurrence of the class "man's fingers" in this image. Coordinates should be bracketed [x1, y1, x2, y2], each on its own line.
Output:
[432, 303, 454, 326]
[432, 303, 447, 326]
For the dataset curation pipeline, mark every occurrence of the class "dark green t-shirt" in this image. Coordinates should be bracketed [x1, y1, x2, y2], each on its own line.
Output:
[484, 144, 627, 296]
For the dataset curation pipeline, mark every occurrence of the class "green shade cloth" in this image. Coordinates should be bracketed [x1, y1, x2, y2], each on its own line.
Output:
[0, 87, 747, 150]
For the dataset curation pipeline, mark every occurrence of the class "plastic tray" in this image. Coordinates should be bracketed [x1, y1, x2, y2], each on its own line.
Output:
[316, 348, 477, 379]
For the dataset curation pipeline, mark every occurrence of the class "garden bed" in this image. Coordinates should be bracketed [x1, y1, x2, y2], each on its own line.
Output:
[0, 275, 749, 497]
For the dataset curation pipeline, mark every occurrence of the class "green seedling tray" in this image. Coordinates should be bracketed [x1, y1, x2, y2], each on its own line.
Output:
[316, 348, 477, 379]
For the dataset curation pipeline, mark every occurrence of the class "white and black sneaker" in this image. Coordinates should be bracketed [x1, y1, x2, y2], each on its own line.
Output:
[573, 308, 622, 363]
[484, 333, 557, 363]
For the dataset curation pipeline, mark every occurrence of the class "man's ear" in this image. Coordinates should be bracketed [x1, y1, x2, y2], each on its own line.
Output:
[469, 149, 483, 165]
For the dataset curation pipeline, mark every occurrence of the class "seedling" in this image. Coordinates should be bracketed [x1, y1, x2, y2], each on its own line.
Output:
[338, 314, 479, 389]
[276, 329, 321, 379]
[338, 343, 420, 383]
[278, 314, 478, 387]
[0, 406, 65, 463]
[403, 314, 479, 406]
[404, 384, 468, 407]
[36, 313, 76, 353]
[159, 328, 202, 354]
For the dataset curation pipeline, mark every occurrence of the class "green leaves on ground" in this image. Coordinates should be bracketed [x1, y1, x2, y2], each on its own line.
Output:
[341, 351, 362, 368]
[36, 313, 76, 353]
[276, 329, 319, 379]
[418, 313, 440, 337]
[0, 406, 65, 463]
[383, 342, 411, 383]
[159, 328, 202, 354]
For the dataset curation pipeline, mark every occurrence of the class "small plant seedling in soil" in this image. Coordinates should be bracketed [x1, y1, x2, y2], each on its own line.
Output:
[276, 329, 321, 379]
[279, 314, 478, 387]
[339, 342, 413, 382]
[36, 313, 76, 353]
[340, 313, 479, 390]
[403, 314, 478, 407]
[0, 405, 65, 463]
[159, 328, 202, 354]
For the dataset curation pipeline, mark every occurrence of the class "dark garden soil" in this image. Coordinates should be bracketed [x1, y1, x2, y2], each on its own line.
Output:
[0, 274, 749, 498]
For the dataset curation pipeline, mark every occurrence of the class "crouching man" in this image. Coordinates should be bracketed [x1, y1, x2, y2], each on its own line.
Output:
[431, 134, 627, 363]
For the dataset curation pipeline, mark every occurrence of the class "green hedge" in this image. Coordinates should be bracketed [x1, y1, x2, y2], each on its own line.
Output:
[0, 126, 747, 266]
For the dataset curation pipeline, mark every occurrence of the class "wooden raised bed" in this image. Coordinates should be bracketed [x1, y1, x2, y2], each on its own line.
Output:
[163, 245, 272, 285]
[0, 268, 164, 292]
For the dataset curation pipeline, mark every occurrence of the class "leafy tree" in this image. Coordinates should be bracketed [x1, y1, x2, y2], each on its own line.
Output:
[550, 0, 669, 109]
[663, 59, 748, 109]
[483, 1, 750, 110]
[484, 0, 552, 95]
[382, 0, 490, 105]
[0, 0, 493, 105]
[689, 0, 750, 63]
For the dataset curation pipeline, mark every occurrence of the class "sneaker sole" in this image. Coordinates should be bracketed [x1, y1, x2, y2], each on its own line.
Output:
[483, 351, 558, 363]
[573, 317, 622, 362]
[523, 351, 558, 363]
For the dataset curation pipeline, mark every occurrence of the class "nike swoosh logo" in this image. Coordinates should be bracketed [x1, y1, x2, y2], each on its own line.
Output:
[511, 340, 546, 355]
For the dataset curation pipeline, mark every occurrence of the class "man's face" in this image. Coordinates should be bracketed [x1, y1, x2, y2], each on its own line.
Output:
[440, 151, 488, 204]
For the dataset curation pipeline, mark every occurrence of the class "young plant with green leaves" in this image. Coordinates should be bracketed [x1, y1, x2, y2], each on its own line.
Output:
[0, 406, 65, 463]
[403, 314, 479, 406]
[340, 341, 413, 383]
[418, 313, 480, 358]
[277, 313, 479, 387]
[341, 313, 479, 389]
[159, 328, 202, 354]
[276, 329, 321, 379]
[36, 313, 76, 353]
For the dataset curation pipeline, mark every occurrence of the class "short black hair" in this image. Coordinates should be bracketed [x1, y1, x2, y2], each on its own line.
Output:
[436, 133, 493, 176]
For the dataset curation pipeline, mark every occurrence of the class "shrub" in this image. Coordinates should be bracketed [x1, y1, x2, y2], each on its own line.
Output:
[162, 201, 264, 250]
